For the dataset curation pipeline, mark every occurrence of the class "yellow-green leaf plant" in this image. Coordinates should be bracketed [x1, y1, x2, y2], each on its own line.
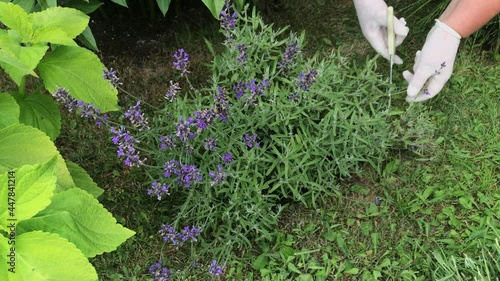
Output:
[0, 1, 118, 140]
[0, 158, 135, 281]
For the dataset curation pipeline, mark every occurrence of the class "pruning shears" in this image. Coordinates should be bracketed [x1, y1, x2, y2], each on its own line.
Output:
[387, 6, 395, 84]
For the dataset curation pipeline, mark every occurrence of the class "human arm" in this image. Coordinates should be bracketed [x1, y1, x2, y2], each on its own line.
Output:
[440, 0, 500, 38]
[404, 0, 500, 102]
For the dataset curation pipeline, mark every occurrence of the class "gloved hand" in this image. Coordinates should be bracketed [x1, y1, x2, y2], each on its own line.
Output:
[353, 0, 409, 64]
[403, 20, 461, 102]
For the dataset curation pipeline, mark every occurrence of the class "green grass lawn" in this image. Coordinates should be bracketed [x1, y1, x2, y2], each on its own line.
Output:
[53, 1, 499, 280]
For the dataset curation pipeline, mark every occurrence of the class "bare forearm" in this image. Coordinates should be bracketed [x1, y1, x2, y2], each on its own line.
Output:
[439, 0, 500, 38]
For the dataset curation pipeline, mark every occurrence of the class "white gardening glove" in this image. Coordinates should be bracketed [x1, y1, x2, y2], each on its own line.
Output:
[403, 20, 461, 102]
[353, 0, 409, 64]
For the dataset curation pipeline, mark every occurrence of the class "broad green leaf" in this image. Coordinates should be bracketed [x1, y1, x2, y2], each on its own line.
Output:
[13, 0, 35, 13]
[30, 6, 89, 39]
[0, 2, 32, 42]
[111, 0, 128, 8]
[0, 124, 75, 190]
[79, 26, 99, 52]
[156, 0, 171, 16]
[65, 0, 103, 14]
[38, 0, 57, 9]
[66, 160, 104, 198]
[0, 42, 47, 85]
[0, 232, 98, 281]
[38, 46, 119, 112]
[0, 49, 37, 84]
[18, 188, 135, 257]
[12, 92, 62, 140]
[0, 93, 20, 129]
[32, 27, 77, 46]
[201, 0, 225, 19]
[0, 158, 57, 232]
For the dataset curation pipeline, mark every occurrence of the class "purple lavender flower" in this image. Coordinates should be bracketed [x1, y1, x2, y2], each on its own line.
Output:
[209, 165, 227, 186]
[52, 87, 78, 111]
[110, 126, 145, 167]
[245, 79, 269, 106]
[204, 138, 218, 151]
[236, 43, 248, 63]
[176, 164, 203, 188]
[181, 226, 201, 242]
[124, 101, 150, 130]
[95, 114, 109, 127]
[148, 260, 173, 281]
[159, 224, 183, 246]
[208, 260, 223, 276]
[163, 160, 180, 177]
[147, 181, 170, 200]
[435, 61, 447, 74]
[296, 69, 318, 92]
[159, 224, 201, 247]
[173, 49, 190, 76]
[166, 81, 180, 102]
[175, 116, 195, 142]
[214, 87, 231, 121]
[160, 135, 176, 150]
[102, 68, 122, 88]
[243, 133, 260, 148]
[233, 81, 246, 99]
[373, 197, 381, 205]
[53, 87, 110, 126]
[193, 109, 217, 131]
[278, 39, 300, 71]
[222, 152, 234, 164]
[220, 1, 237, 34]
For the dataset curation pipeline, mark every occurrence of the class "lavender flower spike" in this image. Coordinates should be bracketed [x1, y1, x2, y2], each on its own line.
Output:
[147, 181, 169, 200]
[110, 126, 146, 167]
[124, 101, 150, 130]
[102, 68, 122, 88]
[173, 49, 190, 76]
[209, 165, 227, 186]
[296, 69, 318, 92]
[165, 81, 180, 102]
[208, 260, 223, 276]
[243, 133, 260, 148]
[220, 1, 238, 33]
[148, 260, 173, 281]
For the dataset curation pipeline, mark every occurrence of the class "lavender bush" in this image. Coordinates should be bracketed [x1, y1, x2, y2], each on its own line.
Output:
[54, 1, 438, 278]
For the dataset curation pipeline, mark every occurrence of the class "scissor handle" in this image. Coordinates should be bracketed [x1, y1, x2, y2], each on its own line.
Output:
[387, 6, 395, 56]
